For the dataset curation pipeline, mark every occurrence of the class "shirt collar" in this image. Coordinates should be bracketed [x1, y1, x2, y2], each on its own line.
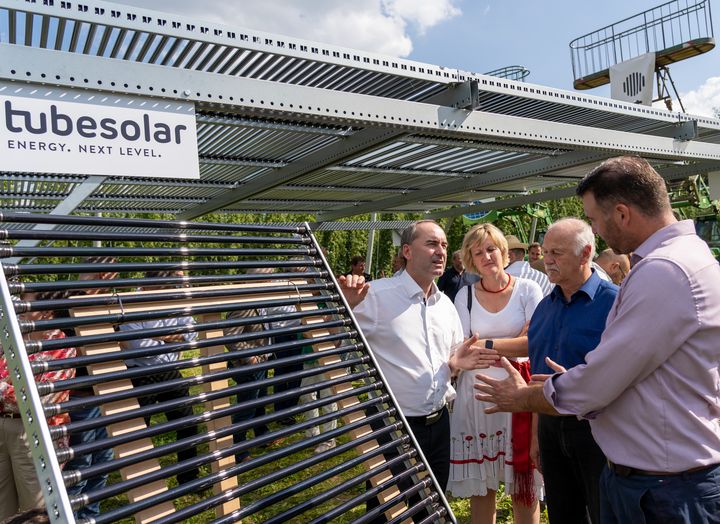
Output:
[398, 267, 441, 301]
[550, 268, 603, 303]
[633, 220, 695, 260]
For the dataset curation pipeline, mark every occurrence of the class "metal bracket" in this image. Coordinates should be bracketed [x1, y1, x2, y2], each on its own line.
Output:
[674, 120, 698, 141]
[423, 80, 480, 110]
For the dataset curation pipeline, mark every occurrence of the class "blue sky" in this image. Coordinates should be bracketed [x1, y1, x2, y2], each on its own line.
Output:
[407, 0, 719, 105]
[108, 0, 720, 115]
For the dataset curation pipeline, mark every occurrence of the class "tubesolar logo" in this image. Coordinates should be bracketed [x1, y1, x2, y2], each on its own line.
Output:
[4, 101, 188, 144]
[1, 93, 199, 179]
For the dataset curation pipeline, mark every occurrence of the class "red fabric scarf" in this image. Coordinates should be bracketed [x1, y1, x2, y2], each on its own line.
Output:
[509, 359, 536, 507]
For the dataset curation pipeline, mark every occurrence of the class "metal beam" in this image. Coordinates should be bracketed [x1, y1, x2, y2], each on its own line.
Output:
[317, 151, 608, 221]
[177, 83, 482, 220]
[5, 47, 720, 159]
[178, 127, 406, 219]
[5, 176, 106, 262]
[428, 187, 578, 219]
[427, 160, 720, 220]
[325, 165, 482, 179]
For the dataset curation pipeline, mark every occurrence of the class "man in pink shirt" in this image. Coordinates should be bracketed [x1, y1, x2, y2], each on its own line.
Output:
[475, 156, 720, 523]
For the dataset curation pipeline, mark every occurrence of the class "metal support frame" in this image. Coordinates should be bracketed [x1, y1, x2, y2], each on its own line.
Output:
[5, 46, 717, 159]
[4, 176, 106, 263]
[0, 212, 459, 523]
[319, 151, 609, 221]
[2, 0, 720, 221]
[0, 270, 74, 523]
[428, 159, 720, 219]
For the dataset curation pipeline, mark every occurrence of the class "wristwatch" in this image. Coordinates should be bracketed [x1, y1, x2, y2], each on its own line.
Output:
[485, 339, 494, 349]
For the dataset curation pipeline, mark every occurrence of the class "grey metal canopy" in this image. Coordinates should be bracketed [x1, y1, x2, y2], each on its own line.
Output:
[1, 0, 720, 224]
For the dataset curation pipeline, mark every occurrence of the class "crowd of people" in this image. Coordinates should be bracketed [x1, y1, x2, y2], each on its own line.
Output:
[1, 156, 718, 524]
[340, 156, 720, 524]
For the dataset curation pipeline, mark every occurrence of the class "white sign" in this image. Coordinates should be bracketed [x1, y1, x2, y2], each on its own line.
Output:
[610, 52, 655, 106]
[1, 93, 199, 178]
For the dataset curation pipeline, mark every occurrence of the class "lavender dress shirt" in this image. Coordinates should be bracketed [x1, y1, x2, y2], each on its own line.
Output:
[544, 220, 720, 472]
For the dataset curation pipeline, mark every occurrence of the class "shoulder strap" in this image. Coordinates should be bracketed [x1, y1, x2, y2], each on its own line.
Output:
[466, 283, 473, 313]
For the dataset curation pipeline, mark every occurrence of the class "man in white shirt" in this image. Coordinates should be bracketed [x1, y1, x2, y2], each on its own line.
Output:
[505, 235, 553, 296]
[340, 219, 483, 490]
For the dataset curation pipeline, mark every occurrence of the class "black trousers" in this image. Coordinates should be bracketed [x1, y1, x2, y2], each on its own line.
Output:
[405, 408, 451, 490]
[271, 334, 304, 421]
[365, 406, 450, 523]
[132, 369, 199, 485]
[538, 414, 606, 524]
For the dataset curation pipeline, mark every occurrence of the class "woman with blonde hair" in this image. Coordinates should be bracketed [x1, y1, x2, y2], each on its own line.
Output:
[447, 223, 543, 523]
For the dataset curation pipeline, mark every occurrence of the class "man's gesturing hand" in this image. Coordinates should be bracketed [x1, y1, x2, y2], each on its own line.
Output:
[474, 357, 529, 414]
[337, 274, 370, 309]
[448, 334, 481, 374]
[529, 357, 567, 385]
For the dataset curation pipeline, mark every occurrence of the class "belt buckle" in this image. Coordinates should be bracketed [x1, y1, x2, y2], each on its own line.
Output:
[0, 411, 17, 418]
[425, 407, 443, 426]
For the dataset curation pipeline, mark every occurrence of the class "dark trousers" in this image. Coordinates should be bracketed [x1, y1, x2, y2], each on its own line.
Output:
[538, 414, 606, 524]
[230, 367, 267, 461]
[405, 408, 451, 490]
[272, 334, 304, 422]
[132, 369, 199, 484]
[365, 406, 450, 523]
[65, 403, 113, 519]
[600, 463, 720, 524]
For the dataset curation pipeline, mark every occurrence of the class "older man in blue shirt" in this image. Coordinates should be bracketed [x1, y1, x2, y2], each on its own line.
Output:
[528, 218, 618, 524]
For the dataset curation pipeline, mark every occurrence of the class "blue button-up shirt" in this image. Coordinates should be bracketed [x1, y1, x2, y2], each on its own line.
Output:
[528, 270, 618, 375]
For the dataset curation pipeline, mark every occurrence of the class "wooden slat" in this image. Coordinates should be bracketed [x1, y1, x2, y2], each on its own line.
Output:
[197, 312, 240, 517]
[71, 307, 176, 524]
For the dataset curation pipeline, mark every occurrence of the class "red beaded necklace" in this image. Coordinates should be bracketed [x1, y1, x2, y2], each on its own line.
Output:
[480, 274, 512, 293]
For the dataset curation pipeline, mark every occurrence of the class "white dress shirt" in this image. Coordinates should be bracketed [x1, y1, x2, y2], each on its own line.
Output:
[352, 270, 464, 416]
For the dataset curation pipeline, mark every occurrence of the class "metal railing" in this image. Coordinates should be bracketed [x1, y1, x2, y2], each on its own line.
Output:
[570, 0, 714, 82]
[484, 65, 531, 82]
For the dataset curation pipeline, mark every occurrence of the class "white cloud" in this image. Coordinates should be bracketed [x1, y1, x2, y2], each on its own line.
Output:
[108, 0, 460, 57]
[680, 77, 720, 118]
[382, 0, 461, 35]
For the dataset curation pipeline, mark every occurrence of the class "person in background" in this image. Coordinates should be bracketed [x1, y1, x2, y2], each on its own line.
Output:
[475, 156, 720, 523]
[297, 310, 339, 455]
[0, 508, 49, 524]
[391, 250, 406, 276]
[448, 224, 543, 524]
[0, 291, 75, 520]
[224, 306, 271, 462]
[505, 235, 553, 296]
[345, 255, 372, 281]
[437, 249, 479, 302]
[119, 269, 199, 486]
[528, 218, 617, 524]
[594, 248, 630, 285]
[64, 256, 118, 521]
[267, 262, 309, 427]
[528, 242, 542, 264]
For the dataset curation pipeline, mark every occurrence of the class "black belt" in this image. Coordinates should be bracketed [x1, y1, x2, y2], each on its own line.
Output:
[406, 406, 446, 426]
[0, 412, 22, 419]
[607, 460, 718, 477]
